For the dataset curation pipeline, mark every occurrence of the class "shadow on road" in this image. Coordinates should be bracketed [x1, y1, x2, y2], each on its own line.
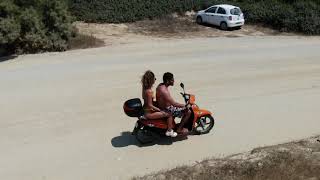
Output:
[0, 55, 17, 63]
[111, 131, 188, 148]
[200, 23, 241, 31]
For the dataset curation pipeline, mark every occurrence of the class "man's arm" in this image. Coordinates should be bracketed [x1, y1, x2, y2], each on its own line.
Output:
[162, 89, 185, 108]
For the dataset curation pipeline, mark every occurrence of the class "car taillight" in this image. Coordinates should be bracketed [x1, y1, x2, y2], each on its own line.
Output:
[229, 16, 232, 21]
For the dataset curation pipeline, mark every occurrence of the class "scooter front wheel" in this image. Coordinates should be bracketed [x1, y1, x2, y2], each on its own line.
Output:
[135, 128, 155, 144]
[194, 115, 215, 134]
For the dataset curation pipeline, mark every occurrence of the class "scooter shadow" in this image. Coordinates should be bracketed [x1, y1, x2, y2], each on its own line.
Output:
[111, 131, 188, 148]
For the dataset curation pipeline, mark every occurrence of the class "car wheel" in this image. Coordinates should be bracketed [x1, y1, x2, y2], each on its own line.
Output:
[220, 22, 228, 30]
[196, 16, 203, 24]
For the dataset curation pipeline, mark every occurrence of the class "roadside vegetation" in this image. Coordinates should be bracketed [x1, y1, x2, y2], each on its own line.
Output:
[0, 0, 103, 57]
[1, 0, 319, 56]
[68, 31, 105, 50]
[132, 136, 320, 180]
[0, 0, 73, 56]
[69, 0, 320, 35]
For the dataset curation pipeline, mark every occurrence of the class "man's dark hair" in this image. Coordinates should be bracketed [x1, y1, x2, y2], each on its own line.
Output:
[163, 72, 174, 83]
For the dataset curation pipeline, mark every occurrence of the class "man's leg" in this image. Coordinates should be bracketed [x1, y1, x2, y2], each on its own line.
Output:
[177, 109, 191, 133]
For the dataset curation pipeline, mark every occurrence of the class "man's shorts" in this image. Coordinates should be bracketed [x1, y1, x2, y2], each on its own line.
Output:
[165, 105, 185, 118]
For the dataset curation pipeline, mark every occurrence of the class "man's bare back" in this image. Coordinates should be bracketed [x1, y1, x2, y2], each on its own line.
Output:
[156, 83, 171, 110]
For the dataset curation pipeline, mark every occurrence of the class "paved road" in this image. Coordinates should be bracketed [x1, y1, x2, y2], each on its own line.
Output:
[1, 36, 320, 180]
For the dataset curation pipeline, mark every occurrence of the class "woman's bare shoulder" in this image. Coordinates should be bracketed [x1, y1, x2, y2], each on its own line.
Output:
[145, 89, 153, 94]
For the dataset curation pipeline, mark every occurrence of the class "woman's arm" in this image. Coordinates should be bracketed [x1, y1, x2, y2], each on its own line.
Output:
[146, 90, 161, 112]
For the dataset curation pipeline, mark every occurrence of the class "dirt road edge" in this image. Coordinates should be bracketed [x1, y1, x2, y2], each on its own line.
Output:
[133, 135, 320, 180]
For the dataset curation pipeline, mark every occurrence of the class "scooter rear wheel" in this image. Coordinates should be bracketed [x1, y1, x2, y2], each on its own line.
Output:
[194, 115, 214, 134]
[136, 128, 155, 144]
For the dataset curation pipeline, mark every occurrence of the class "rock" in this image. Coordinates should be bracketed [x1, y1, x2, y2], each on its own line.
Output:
[185, 11, 196, 17]
[172, 13, 179, 18]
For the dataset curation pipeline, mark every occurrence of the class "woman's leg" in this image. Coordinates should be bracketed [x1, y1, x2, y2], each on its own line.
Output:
[144, 111, 169, 120]
[145, 112, 177, 137]
[145, 112, 174, 130]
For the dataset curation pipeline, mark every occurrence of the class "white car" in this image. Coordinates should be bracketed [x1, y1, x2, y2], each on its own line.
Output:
[196, 4, 245, 30]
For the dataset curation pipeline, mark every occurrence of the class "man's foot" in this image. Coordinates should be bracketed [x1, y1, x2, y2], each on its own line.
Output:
[165, 129, 178, 137]
[177, 128, 189, 134]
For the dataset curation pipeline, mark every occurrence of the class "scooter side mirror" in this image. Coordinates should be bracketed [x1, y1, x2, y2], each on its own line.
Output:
[180, 83, 184, 89]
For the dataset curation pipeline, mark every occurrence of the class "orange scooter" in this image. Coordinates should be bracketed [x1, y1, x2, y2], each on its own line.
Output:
[123, 83, 215, 144]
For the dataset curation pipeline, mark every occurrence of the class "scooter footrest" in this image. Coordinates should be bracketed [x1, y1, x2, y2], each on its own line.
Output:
[138, 115, 147, 120]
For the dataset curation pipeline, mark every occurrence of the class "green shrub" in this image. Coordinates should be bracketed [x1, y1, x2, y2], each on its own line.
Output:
[18, 8, 48, 53]
[293, 1, 320, 34]
[0, 0, 20, 55]
[69, 0, 198, 23]
[238, 0, 320, 34]
[0, 17, 20, 45]
[0, 0, 74, 56]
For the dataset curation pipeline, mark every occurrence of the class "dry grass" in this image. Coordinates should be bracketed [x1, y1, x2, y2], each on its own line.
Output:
[129, 15, 201, 37]
[68, 33, 105, 50]
[132, 136, 320, 180]
[128, 14, 290, 38]
[73, 14, 295, 49]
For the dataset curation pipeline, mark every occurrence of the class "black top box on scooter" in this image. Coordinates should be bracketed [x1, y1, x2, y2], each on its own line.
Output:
[123, 98, 143, 117]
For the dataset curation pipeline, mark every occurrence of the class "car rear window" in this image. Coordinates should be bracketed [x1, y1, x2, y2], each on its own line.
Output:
[230, 8, 242, 15]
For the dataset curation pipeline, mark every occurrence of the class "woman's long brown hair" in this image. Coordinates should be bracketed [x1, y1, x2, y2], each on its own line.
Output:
[141, 70, 155, 90]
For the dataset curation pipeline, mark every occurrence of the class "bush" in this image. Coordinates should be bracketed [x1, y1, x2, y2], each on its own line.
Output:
[238, 0, 320, 34]
[293, 1, 320, 34]
[69, 0, 197, 23]
[0, 17, 20, 45]
[18, 8, 48, 53]
[0, 0, 74, 56]
[0, 0, 20, 55]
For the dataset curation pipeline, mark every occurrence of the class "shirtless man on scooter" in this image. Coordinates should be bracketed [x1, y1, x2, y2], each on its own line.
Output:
[156, 72, 191, 134]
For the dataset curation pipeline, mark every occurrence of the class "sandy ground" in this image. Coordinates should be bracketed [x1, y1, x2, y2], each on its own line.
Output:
[1, 36, 320, 180]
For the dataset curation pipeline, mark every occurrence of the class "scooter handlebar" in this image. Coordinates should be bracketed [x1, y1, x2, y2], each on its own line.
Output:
[181, 92, 192, 105]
